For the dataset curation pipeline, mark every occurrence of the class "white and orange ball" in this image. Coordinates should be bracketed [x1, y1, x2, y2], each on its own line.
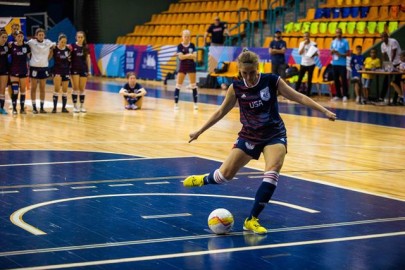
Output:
[207, 208, 234, 234]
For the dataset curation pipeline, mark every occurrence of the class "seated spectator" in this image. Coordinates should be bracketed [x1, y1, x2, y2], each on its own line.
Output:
[119, 72, 147, 110]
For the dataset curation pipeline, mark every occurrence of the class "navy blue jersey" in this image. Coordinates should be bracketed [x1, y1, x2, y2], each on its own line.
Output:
[9, 42, 30, 76]
[123, 82, 143, 93]
[177, 43, 196, 73]
[350, 54, 364, 78]
[207, 22, 227, 44]
[0, 44, 9, 74]
[269, 39, 286, 65]
[233, 73, 287, 143]
[70, 43, 88, 73]
[53, 46, 71, 75]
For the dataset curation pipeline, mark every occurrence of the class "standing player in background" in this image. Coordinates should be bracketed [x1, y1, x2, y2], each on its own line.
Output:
[69, 31, 91, 113]
[27, 28, 55, 114]
[204, 17, 229, 46]
[174, 29, 198, 110]
[9, 30, 30, 115]
[350, 45, 364, 104]
[119, 72, 147, 110]
[0, 30, 9, 114]
[52, 33, 71, 113]
[183, 49, 336, 234]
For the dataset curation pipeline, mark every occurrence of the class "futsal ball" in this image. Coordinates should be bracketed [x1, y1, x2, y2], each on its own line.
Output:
[208, 208, 234, 234]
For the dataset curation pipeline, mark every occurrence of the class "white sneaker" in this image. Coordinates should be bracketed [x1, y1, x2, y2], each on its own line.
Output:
[174, 103, 179, 110]
[131, 104, 138, 110]
[342, 96, 348, 102]
[331, 96, 340, 102]
[193, 104, 198, 110]
[80, 104, 86, 113]
[73, 104, 80, 113]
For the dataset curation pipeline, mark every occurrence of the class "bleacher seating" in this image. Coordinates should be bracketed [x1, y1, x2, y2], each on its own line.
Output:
[116, 0, 268, 46]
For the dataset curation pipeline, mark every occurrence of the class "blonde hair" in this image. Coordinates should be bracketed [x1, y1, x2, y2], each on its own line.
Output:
[237, 48, 259, 69]
[182, 29, 191, 36]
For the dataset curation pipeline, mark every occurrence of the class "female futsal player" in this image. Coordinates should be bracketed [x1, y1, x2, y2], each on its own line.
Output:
[0, 30, 9, 115]
[119, 72, 147, 110]
[52, 33, 71, 113]
[69, 31, 91, 113]
[174, 29, 198, 110]
[27, 28, 55, 114]
[183, 49, 337, 234]
[9, 30, 30, 115]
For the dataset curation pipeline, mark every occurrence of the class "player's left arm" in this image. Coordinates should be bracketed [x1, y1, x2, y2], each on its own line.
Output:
[278, 79, 337, 121]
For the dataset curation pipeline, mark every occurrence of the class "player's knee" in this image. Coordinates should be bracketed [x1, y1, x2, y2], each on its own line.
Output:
[11, 82, 19, 94]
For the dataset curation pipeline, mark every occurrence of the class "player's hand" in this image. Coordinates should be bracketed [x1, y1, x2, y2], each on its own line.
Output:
[325, 110, 337, 121]
[188, 131, 201, 143]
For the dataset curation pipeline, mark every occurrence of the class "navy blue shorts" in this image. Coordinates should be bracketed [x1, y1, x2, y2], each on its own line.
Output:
[233, 137, 287, 160]
[71, 70, 88, 77]
[30, 67, 50, 79]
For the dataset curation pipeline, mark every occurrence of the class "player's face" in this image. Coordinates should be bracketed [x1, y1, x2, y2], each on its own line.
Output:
[0, 34, 7, 45]
[370, 50, 377, 58]
[128, 75, 136, 84]
[240, 64, 259, 87]
[335, 30, 342, 39]
[36, 31, 45, 42]
[58, 37, 67, 47]
[182, 33, 190, 43]
[76, 33, 85, 44]
[12, 24, 19, 32]
[356, 47, 362, 54]
[16, 33, 24, 43]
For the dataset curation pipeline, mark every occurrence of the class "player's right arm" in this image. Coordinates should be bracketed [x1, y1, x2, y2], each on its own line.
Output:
[189, 84, 237, 143]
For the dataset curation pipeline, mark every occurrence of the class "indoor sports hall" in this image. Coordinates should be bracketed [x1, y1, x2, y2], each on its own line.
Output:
[1, 0, 404, 269]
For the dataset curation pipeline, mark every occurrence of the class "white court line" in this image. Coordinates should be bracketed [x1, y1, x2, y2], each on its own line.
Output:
[10, 193, 319, 236]
[7, 231, 405, 270]
[141, 213, 192, 219]
[32, 188, 59, 192]
[108, 184, 134, 187]
[1, 217, 404, 257]
[0, 190, 19, 194]
[144, 181, 170, 185]
[70, 186, 97, 190]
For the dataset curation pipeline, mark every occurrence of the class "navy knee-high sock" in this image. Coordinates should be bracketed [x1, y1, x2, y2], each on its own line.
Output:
[192, 88, 198, 103]
[249, 171, 279, 219]
[174, 88, 180, 103]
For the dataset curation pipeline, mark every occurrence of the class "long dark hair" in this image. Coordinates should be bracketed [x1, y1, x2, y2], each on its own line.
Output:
[76, 31, 89, 58]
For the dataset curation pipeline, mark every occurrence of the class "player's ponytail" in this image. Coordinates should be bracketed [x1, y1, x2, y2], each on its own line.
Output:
[237, 48, 259, 67]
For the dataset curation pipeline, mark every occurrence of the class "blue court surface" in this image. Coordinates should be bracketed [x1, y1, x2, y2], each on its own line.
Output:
[0, 151, 404, 269]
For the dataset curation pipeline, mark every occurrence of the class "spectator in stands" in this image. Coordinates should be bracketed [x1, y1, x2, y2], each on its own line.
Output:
[174, 29, 198, 110]
[7, 23, 21, 43]
[398, 51, 405, 105]
[204, 17, 229, 46]
[362, 49, 380, 105]
[9, 30, 30, 115]
[295, 32, 317, 96]
[330, 28, 350, 102]
[69, 31, 91, 113]
[52, 33, 71, 113]
[269, 30, 287, 78]
[0, 30, 8, 115]
[27, 28, 55, 114]
[350, 45, 364, 104]
[119, 72, 147, 110]
[380, 32, 403, 105]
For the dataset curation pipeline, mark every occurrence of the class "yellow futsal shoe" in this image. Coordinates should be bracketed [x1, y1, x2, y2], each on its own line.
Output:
[243, 217, 268, 234]
[183, 174, 207, 187]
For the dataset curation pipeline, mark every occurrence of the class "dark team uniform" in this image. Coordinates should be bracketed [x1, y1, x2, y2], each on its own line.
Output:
[70, 43, 88, 76]
[207, 22, 227, 45]
[232, 73, 287, 159]
[0, 43, 9, 75]
[9, 42, 30, 77]
[53, 46, 71, 81]
[177, 43, 196, 74]
[122, 82, 143, 104]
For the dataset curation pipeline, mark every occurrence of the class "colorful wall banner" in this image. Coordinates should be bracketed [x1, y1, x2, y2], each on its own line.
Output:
[89, 44, 333, 80]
